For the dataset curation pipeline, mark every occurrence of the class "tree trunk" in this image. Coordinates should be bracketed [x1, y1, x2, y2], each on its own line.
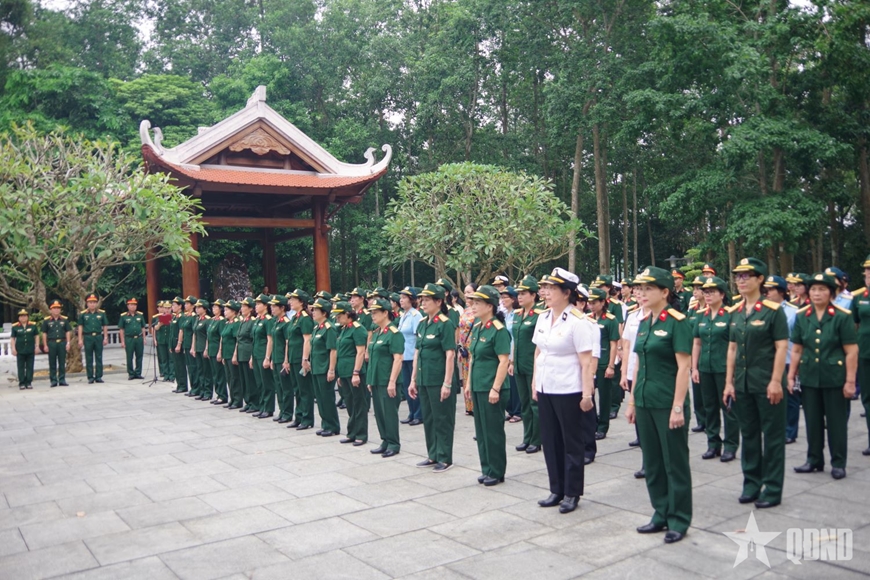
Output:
[568, 132, 583, 272]
[647, 213, 655, 267]
[374, 183, 382, 286]
[593, 123, 610, 273]
[728, 240, 737, 294]
[410, 258, 415, 287]
[859, 139, 870, 245]
[829, 201, 840, 266]
[622, 174, 629, 276]
[632, 169, 638, 274]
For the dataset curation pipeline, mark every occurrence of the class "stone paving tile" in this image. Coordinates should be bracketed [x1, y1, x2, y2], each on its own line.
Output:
[345, 529, 481, 578]
[137, 475, 228, 502]
[115, 497, 218, 529]
[264, 490, 370, 524]
[58, 555, 180, 580]
[55, 488, 152, 517]
[0, 540, 99, 579]
[0, 528, 28, 558]
[4, 480, 94, 508]
[341, 502, 455, 538]
[257, 516, 376, 560]
[158, 535, 290, 580]
[251, 549, 390, 580]
[198, 483, 295, 513]
[84, 521, 201, 566]
[19, 510, 131, 551]
[0, 501, 66, 531]
[180, 505, 292, 543]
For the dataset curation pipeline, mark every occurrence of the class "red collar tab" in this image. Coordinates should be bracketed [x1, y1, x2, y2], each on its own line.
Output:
[658, 310, 668, 321]
[433, 315, 440, 323]
[485, 320, 492, 328]
[754, 302, 762, 312]
[827, 306, 835, 316]
[381, 326, 388, 334]
[806, 307, 813, 317]
[319, 323, 325, 329]
[865, 289, 869, 298]
[718, 308, 725, 316]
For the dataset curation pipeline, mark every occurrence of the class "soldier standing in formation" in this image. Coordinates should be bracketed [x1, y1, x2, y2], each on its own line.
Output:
[42, 299, 71, 387]
[118, 298, 146, 380]
[11, 309, 37, 390]
[78, 293, 108, 384]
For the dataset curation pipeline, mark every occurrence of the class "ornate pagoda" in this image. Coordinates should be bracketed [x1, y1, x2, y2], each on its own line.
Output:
[140, 86, 391, 317]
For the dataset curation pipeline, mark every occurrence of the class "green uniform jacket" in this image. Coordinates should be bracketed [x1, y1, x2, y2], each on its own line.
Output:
[78, 310, 107, 334]
[220, 318, 240, 359]
[180, 312, 196, 349]
[152, 314, 171, 345]
[368, 326, 404, 385]
[207, 316, 224, 357]
[792, 304, 857, 388]
[169, 312, 181, 349]
[728, 299, 789, 393]
[271, 315, 291, 366]
[193, 316, 211, 353]
[591, 312, 619, 368]
[118, 311, 146, 337]
[336, 322, 367, 378]
[693, 307, 731, 374]
[850, 287, 870, 360]
[355, 309, 372, 333]
[236, 316, 255, 362]
[633, 308, 692, 409]
[607, 299, 625, 324]
[42, 316, 71, 340]
[311, 321, 337, 375]
[11, 322, 38, 354]
[469, 319, 511, 392]
[512, 307, 540, 376]
[287, 311, 314, 364]
[252, 315, 274, 359]
[415, 313, 456, 386]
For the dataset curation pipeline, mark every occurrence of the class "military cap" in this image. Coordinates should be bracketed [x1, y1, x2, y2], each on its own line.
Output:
[577, 285, 590, 300]
[213, 299, 226, 307]
[389, 292, 401, 304]
[809, 272, 838, 291]
[287, 289, 311, 303]
[185, 295, 198, 304]
[17, 309, 28, 317]
[701, 263, 717, 275]
[348, 287, 368, 298]
[225, 300, 241, 312]
[171, 296, 184, 304]
[588, 287, 608, 301]
[620, 278, 634, 287]
[634, 266, 675, 291]
[270, 295, 288, 307]
[194, 299, 210, 309]
[332, 301, 351, 314]
[825, 267, 846, 282]
[49, 299, 62, 309]
[499, 285, 518, 298]
[732, 257, 767, 278]
[419, 283, 446, 300]
[399, 286, 418, 298]
[592, 274, 613, 287]
[691, 276, 707, 286]
[702, 276, 729, 294]
[862, 255, 870, 269]
[516, 275, 540, 293]
[671, 269, 685, 280]
[471, 285, 501, 307]
[314, 290, 333, 301]
[435, 278, 454, 292]
[368, 298, 392, 312]
[254, 293, 271, 304]
[124, 297, 137, 305]
[368, 287, 390, 299]
[491, 275, 509, 287]
[240, 297, 255, 307]
[85, 293, 99, 302]
[312, 298, 332, 312]
[541, 267, 579, 290]
[763, 275, 788, 292]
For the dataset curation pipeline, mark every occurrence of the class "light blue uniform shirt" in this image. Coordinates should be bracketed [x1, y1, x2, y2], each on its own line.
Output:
[782, 301, 797, 365]
[503, 309, 515, 361]
[397, 308, 423, 360]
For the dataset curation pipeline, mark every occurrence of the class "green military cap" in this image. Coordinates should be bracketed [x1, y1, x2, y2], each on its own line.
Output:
[225, 300, 241, 312]
[348, 287, 368, 298]
[85, 293, 99, 302]
[213, 299, 226, 307]
[369, 287, 390, 299]
[312, 297, 332, 312]
[331, 292, 346, 302]
[240, 297, 255, 307]
[270, 295, 288, 306]
[516, 275, 540, 293]
[634, 266, 675, 291]
[793, 273, 811, 286]
[809, 272, 838, 291]
[701, 263, 717, 275]
[172, 296, 184, 304]
[588, 287, 608, 301]
[254, 293, 271, 304]
[763, 275, 788, 292]
[671, 269, 686, 280]
[399, 286, 418, 298]
[332, 301, 352, 314]
[435, 278, 454, 292]
[287, 289, 311, 303]
[471, 285, 500, 307]
[389, 292, 401, 303]
[49, 299, 63, 309]
[419, 283, 446, 299]
[732, 257, 767, 278]
[499, 285, 517, 298]
[620, 277, 633, 287]
[368, 298, 391, 312]
[185, 295, 197, 304]
[314, 290, 333, 301]
[194, 299, 210, 308]
[702, 276, 729, 294]
[862, 255, 870, 268]
[592, 274, 613, 288]
[17, 308, 28, 316]
[691, 276, 707, 286]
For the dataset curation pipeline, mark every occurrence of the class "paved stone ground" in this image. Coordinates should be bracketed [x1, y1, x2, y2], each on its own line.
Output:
[1, 352, 869, 579]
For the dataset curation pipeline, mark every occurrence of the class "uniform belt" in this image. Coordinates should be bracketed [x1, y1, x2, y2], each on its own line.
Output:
[54, 339, 64, 343]
[125, 334, 140, 338]
[89, 332, 99, 336]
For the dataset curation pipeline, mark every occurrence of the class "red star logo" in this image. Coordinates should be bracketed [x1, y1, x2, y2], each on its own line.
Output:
[754, 302, 762, 312]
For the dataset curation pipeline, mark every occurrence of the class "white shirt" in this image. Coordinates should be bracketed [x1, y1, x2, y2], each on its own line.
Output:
[623, 308, 645, 379]
[532, 306, 598, 394]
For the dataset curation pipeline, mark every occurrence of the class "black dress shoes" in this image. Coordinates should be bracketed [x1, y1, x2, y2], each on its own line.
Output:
[316, 429, 325, 435]
[352, 440, 367, 446]
[50, 383, 57, 388]
[245, 408, 259, 413]
[477, 475, 487, 484]
[483, 476, 504, 486]
[794, 463, 824, 473]
[339, 438, 354, 444]
[754, 500, 780, 509]
[95, 379, 104, 383]
[664, 531, 684, 544]
[287, 421, 300, 428]
[516, 443, 529, 452]
[863, 447, 870, 456]
[128, 376, 135, 381]
[258, 413, 274, 419]
[559, 496, 579, 514]
[720, 451, 736, 462]
[831, 467, 846, 480]
[785, 437, 796, 444]
[691, 424, 706, 433]
[59, 382, 69, 386]
[400, 418, 412, 424]
[320, 431, 335, 437]
[538, 494, 564, 508]
[381, 449, 398, 458]
[525, 445, 540, 454]
[371, 447, 386, 454]
[89, 380, 95, 384]
[409, 418, 422, 426]
[702, 448, 722, 460]
[628, 439, 640, 447]
[738, 494, 759, 504]
[634, 469, 646, 479]
[584, 456, 594, 465]
[272, 415, 281, 420]
[637, 522, 666, 534]
[277, 417, 291, 424]
[594, 432, 606, 440]
[609, 411, 618, 420]
[295, 424, 311, 430]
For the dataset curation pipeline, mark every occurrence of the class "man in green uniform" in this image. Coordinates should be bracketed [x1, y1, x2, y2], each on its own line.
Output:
[118, 298, 147, 380]
[42, 299, 72, 387]
[180, 296, 199, 397]
[270, 295, 295, 423]
[152, 301, 175, 382]
[724, 257, 789, 509]
[169, 297, 187, 392]
[851, 254, 870, 456]
[790, 272, 857, 480]
[78, 294, 108, 384]
[192, 299, 212, 400]
[11, 309, 37, 389]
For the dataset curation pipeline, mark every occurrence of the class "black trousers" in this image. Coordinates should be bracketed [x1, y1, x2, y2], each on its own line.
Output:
[581, 390, 598, 460]
[539, 391, 587, 497]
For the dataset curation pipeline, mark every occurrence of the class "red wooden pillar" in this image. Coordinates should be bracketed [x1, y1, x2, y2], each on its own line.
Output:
[262, 229, 277, 294]
[182, 232, 201, 298]
[145, 247, 160, 320]
[312, 201, 331, 292]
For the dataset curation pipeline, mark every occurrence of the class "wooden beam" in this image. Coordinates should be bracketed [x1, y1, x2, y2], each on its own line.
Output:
[271, 229, 315, 243]
[312, 200, 330, 292]
[204, 231, 263, 241]
[182, 232, 200, 298]
[202, 216, 315, 229]
[145, 248, 160, 320]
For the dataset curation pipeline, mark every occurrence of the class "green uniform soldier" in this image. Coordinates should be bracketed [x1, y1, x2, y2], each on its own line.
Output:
[627, 267, 692, 544]
[311, 298, 340, 435]
[287, 289, 315, 429]
[42, 299, 72, 387]
[191, 299, 213, 399]
[169, 297, 187, 392]
[179, 296, 200, 397]
[850, 256, 870, 456]
[10, 309, 37, 389]
[692, 277, 739, 462]
[789, 273, 857, 480]
[152, 301, 175, 382]
[334, 301, 369, 445]
[221, 301, 243, 408]
[686, 276, 708, 433]
[724, 257, 789, 509]
[589, 288, 620, 439]
[251, 294, 276, 417]
[118, 298, 146, 380]
[512, 275, 542, 454]
[207, 300, 227, 404]
[591, 275, 625, 324]
[235, 298, 256, 411]
[466, 286, 512, 486]
[435, 277, 463, 393]
[349, 287, 372, 339]
[78, 293, 109, 384]
[269, 295, 295, 423]
[368, 298, 405, 457]
[672, 270, 693, 313]
[411, 283, 458, 471]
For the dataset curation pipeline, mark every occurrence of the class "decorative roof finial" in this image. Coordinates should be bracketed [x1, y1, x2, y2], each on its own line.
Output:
[247, 86, 267, 107]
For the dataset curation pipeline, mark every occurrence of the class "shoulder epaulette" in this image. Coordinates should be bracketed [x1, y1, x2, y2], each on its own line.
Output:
[530, 308, 542, 315]
[762, 299, 781, 311]
[473, 321, 482, 328]
[797, 305, 810, 315]
[300, 311, 309, 317]
[851, 288, 866, 298]
[605, 312, 616, 320]
[352, 321, 361, 328]
[834, 304, 852, 315]
[80, 309, 88, 314]
[626, 304, 638, 313]
[98, 309, 105, 313]
[265, 314, 272, 319]
[389, 326, 399, 333]
[570, 308, 585, 319]
[362, 308, 370, 314]
[325, 321, 332, 329]
[700, 306, 710, 315]
[136, 311, 143, 315]
[781, 301, 797, 311]
[61, 315, 68, 320]
[639, 310, 651, 320]
[610, 297, 623, 305]
[732, 295, 741, 303]
[514, 308, 523, 315]
[727, 300, 745, 314]
[492, 320, 505, 330]
[667, 308, 686, 321]
[12, 322, 19, 327]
